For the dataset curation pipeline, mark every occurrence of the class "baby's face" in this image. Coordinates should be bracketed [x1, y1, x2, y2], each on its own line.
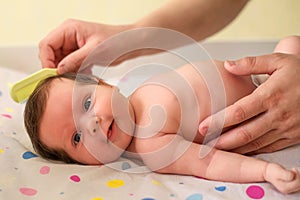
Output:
[39, 78, 135, 165]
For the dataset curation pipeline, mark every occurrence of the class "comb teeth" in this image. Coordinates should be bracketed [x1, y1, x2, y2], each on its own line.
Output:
[10, 68, 58, 103]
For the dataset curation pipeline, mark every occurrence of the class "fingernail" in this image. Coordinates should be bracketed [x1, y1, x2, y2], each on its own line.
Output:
[199, 126, 208, 136]
[58, 64, 66, 74]
[226, 60, 236, 67]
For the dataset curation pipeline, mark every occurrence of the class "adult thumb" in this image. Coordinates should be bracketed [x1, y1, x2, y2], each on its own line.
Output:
[224, 53, 283, 76]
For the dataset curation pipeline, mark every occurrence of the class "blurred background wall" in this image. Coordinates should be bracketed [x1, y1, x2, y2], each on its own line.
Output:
[1, 0, 299, 45]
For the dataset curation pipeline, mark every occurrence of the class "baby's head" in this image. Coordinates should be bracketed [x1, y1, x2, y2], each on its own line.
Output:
[24, 73, 135, 165]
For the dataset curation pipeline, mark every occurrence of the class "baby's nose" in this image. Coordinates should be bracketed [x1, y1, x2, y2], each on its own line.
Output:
[87, 119, 101, 136]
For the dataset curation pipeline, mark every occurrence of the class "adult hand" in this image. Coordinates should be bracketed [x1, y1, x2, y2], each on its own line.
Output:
[39, 19, 132, 74]
[39, 0, 249, 74]
[199, 53, 300, 154]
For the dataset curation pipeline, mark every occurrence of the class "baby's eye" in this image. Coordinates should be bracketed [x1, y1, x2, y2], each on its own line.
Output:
[84, 97, 92, 111]
[73, 132, 82, 145]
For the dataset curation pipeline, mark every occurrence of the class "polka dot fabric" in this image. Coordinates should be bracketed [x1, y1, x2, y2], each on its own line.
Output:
[0, 67, 33, 151]
[1, 66, 300, 199]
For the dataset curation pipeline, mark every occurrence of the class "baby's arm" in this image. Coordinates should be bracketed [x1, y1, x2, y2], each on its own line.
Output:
[136, 135, 300, 194]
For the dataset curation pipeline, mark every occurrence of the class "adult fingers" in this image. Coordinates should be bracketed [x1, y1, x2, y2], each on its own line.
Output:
[228, 126, 300, 154]
[39, 20, 79, 69]
[57, 43, 93, 74]
[199, 87, 267, 136]
[39, 44, 56, 69]
[231, 129, 281, 154]
[211, 111, 273, 150]
[224, 53, 286, 75]
[250, 138, 300, 155]
[249, 127, 300, 154]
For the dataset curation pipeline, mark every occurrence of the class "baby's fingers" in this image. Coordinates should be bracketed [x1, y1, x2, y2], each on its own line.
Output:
[278, 168, 300, 194]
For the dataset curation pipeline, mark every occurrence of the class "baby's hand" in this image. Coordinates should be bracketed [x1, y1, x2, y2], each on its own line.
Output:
[264, 163, 300, 194]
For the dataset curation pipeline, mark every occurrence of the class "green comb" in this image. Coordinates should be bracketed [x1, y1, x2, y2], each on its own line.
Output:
[10, 68, 58, 103]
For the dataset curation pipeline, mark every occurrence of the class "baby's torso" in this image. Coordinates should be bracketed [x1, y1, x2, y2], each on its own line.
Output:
[129, 63, 212, 145]
[128, 61, 256, 153]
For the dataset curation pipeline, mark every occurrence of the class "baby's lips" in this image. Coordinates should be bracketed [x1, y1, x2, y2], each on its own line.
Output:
[107, 120, 114, 141]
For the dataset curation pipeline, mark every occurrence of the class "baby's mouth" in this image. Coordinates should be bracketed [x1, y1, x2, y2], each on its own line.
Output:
[107, 120, 114, 142]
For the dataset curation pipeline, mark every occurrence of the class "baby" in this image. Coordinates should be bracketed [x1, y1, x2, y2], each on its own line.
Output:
[24, 36, 300, 194]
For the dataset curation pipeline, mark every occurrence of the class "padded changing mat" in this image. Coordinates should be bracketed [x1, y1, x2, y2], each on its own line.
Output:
[1, 66, 300, 200]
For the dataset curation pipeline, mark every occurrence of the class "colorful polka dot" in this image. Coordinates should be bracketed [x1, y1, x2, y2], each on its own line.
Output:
[7, 82, 13, 88]
[22, 151, 38, 159]
[151, 180, 162, 186]
[246, 185, 265, 199]
[121, 161, 131, 170]
[92, 198, 103, 200]
[186, 193, 203, 200]
[0, 148, 4, 154]
[1, 114, 12, 119]
[40, 166, 50, 175]
[19, 187, 37, 196]
[5, 107, 13, 113]
[120, 77, 129, 82]
[70, 175, 81, 182]
[215, 186, 226, 192]
[106, 179, 124, 188]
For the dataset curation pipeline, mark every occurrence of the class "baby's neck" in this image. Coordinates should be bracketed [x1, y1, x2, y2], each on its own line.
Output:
[122, 137, 142, 160]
